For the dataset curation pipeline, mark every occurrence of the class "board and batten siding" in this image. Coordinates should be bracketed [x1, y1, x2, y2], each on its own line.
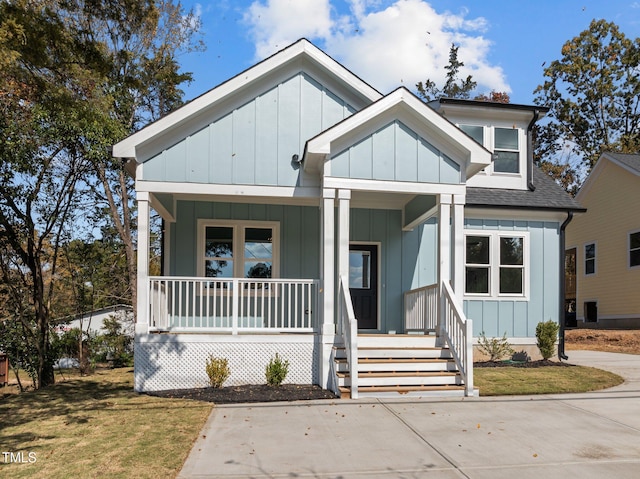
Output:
[566, 160, 640, 319]
[330, 120, 461, 183]
[463, 219, 560, 338]
[169, 200, 320, 280]
[142, 72, 355, 187]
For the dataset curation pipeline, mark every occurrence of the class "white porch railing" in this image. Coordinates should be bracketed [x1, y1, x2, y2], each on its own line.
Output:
[403, 283, 439, 332]
[338, 275, 358, 399]
[441, 281, 474, 396]
[148, 277, 319, 333]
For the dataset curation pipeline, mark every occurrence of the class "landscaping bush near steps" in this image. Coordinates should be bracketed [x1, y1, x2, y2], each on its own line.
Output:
[536, 320, 560, 360]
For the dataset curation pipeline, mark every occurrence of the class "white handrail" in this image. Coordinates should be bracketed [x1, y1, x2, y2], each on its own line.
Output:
[338, 275, 358, 399]
[148, 277, 318, 333]
[404, 283, 438, 332]
[441, 281, 474, 396]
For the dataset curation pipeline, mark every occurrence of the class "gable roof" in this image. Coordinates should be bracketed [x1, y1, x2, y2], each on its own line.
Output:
[576, 152, 640, 202]
[304, 87, 492, 178]
[113, 38, 382, 162]
[467, 167, 585, 212]
[602, 152, 640, 174]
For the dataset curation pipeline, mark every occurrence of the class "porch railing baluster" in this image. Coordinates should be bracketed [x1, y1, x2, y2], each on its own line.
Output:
[147, 277, 318, 334]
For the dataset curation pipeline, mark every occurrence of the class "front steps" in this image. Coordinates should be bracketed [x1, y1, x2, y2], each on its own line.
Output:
[334, 334, 467, 398]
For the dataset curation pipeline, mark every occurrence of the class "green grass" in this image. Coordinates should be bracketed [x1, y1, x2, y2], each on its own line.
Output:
[0, 368, 212, 479]
[474, 365, 624, 396]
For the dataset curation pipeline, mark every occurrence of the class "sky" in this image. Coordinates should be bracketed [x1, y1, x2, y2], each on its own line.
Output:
[178, 0, 640, 105]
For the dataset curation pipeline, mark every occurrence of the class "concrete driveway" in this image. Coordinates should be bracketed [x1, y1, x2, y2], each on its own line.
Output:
[179, 350, 640, 479]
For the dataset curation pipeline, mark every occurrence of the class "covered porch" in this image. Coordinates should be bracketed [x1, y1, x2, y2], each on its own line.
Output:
[134, 183, 474, 397]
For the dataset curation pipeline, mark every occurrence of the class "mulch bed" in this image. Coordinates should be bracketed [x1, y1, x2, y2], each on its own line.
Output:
[146, 383, 337, 404]
[474, 359, 576, 368]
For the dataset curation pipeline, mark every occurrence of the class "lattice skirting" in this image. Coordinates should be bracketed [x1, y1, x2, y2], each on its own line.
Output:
[134, 334, 319, 392]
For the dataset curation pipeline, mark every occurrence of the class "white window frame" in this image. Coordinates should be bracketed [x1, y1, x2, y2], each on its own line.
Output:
[493, 127, 520, 174]
[196, 219, 280, 279]
[584, 241, 596, 276]
[464, 230, 530, 299]
[629, 230, 640, 269]
[458, 123, 527, 190]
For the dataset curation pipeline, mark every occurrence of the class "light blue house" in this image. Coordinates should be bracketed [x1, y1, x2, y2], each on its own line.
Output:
[113, 39, 583, 398]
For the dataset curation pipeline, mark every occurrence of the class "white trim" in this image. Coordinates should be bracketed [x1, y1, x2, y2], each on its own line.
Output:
[628, 229, 640, 270]
[464, 208, 568, 223]
[196, 219, 280, 279]
[136, 180, 321, 199]
[576, 152, 640, 203]
[149, 193, 175, 222]
[114, 39, 381, 160]
[349, 242, 382, 331]
[464, 230, 530, 300]
[324, 176, 466, 196]
[137, 198, 150, 327]
[403, 205, 438, 231]
[305, 88, 492, 179]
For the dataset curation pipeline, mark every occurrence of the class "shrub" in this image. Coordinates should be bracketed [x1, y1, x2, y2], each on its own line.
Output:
[205, 356, 230, 388]
[536, 320, 560, 360]
[478, 331, 515, 362]
[265, 353, 289, 386]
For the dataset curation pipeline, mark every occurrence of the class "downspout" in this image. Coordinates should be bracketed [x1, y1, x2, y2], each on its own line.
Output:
[527, 110, 540, 191]
[558, 211, 574, 361]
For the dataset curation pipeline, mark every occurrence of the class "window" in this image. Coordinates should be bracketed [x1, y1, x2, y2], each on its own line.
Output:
[465, 232, 528, 297]
[199, 220, 278, 279]
[460, 124, 484, 145]
[493, 128, 519, 173]
[630, 232, 640, 268]
[584, 242, 596, 275]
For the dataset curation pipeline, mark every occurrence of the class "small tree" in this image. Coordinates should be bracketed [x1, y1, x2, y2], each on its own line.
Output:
[266, 354, 289, 386]
[536, 320, 560, 360]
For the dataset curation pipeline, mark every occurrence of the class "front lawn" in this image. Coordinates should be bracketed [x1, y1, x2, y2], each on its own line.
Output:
[474, 364, 624, 396]
[0, 368, 212, 479]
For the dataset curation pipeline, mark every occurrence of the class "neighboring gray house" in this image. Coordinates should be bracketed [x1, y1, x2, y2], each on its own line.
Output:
[113, 39, 583, 398]
[54, 304, 134, 337]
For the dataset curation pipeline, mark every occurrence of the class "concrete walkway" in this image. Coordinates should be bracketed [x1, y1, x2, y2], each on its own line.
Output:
[179, 351, 640, 479]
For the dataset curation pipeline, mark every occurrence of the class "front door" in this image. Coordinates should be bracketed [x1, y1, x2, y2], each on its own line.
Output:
[349, 244, 378, 330]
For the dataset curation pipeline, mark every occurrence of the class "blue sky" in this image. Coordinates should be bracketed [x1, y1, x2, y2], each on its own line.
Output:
[178, 0, 640, 105]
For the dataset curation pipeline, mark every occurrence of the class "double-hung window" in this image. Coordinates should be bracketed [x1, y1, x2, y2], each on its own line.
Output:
[629, 231, 640, 268]
[493, 128, 519, 173]
[584, 242, 596, 275]
[465, 232, 528, 297]
[199, 220, 279, 279]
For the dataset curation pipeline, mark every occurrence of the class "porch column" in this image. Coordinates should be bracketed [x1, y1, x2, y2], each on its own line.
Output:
[438, 194, 452, 338]
[321, 188, 336, 335]
[319, 189, 336, 390]
[136, 192, 151, 334]
[452, 194, 466, 303]
[337, 189, 351, 287]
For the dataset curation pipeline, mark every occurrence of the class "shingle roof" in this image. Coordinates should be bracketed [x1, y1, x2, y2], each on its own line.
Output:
[466, 167, 585, 211]
[604, 152, 640, 174]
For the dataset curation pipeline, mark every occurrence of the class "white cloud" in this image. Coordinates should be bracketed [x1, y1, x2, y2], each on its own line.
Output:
[243, 0, 510, 95]
[244, 0, 334, 58]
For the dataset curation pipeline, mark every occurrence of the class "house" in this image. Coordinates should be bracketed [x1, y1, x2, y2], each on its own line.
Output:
[113, 39, 583, 398]
[53, 304, 134, 337]
[565, 152, 640, 329]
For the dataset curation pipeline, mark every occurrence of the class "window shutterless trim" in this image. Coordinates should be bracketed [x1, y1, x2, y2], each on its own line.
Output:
[197, 219, 280, 279]
[464, 230, 529, 300]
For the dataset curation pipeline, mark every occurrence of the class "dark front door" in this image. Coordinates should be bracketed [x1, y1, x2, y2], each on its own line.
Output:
[349, 244, 378, 330]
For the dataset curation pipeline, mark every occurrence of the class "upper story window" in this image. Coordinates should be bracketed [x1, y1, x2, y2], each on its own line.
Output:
[458, 124, 521, 176]
[465, 232, 528, 298]
[460, 124, 484, 145]
[630, 231, 640, 268]
[584, 242, 596, 275]
[493, 128, 519, 173]
[199, 220, 279, 279]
